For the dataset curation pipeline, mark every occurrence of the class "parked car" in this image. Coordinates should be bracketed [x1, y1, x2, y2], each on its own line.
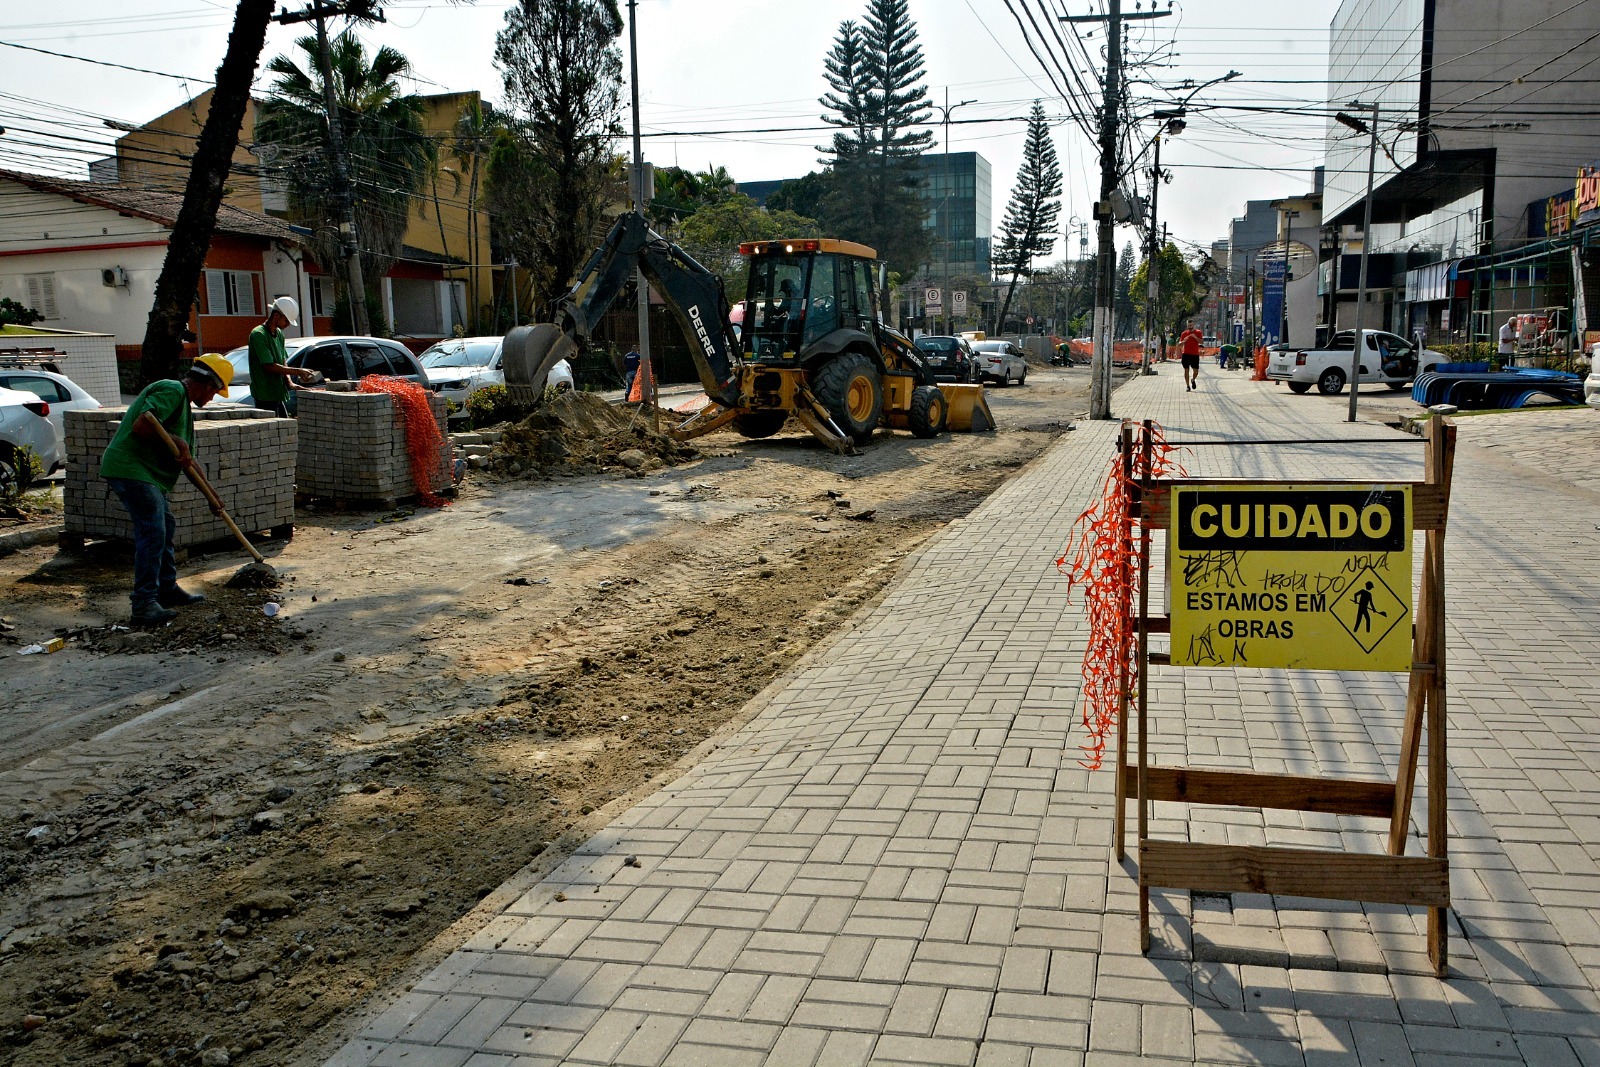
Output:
[1267, 330, 1446, 395]
[971, 339, 1028, 385]
[912, 335, 975, 382]
[221, 335, 427, 412]
[0, 385, 60, 491]
[0, 367, 100, 460]
[420, 336, 572, 409]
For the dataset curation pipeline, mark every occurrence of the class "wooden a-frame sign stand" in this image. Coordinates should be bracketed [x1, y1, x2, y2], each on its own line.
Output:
[1113, 415, 1456, 977]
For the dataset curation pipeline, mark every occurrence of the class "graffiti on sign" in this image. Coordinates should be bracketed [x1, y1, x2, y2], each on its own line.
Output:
[1169, 484, 1413, 670]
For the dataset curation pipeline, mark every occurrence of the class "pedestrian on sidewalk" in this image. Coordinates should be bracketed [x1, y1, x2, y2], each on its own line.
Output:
[1497, 316, 1517, 366]
[248, 296, 317, 416]
[1180, 324, 1203, 390]
[622, 347, 641, 397]
[99, 355, 232, 625]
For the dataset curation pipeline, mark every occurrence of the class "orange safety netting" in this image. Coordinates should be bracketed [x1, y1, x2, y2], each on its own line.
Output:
[1054, 422, 1184, 769]
[358, 376, 452, 508]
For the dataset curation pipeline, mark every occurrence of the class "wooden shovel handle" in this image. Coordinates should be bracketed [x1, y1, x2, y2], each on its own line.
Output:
[136, 412, 267, 564]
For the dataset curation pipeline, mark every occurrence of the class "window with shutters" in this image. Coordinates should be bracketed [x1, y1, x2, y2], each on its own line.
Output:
[23, 274, 59, 319]
[201, 269, 262, 316]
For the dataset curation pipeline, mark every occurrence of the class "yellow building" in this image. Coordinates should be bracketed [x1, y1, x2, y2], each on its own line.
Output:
[114, 88, 494, 340]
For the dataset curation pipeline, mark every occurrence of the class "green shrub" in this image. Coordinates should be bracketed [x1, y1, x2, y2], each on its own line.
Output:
[466, 384, 522, 428]
[0, 444, 44, 509]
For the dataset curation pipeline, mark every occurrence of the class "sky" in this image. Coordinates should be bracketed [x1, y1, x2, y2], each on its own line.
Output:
[0, 0, 1344, 264]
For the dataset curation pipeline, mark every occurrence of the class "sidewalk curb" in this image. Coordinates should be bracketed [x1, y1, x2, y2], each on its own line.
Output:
[0, 523, 62, 557]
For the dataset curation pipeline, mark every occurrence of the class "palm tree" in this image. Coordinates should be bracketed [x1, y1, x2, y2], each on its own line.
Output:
[256, 32, 436, 327]
[450, 98, 500, 330]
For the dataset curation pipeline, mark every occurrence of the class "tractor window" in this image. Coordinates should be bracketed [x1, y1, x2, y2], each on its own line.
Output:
[840, 259, 875, 326]
[745, 255, 808, 355]
[804, 256, 839, 344]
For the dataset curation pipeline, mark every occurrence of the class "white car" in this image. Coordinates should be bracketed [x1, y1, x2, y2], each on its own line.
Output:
[0, 367, 101, 461]
[1268, 330, 1446, 395]
[0, 384, 60, 490]
[420, 336, 506, 407]
[219, 336, 427, 411]
[971, 339, 1029, 385]
[1586, 343, 1600, 409]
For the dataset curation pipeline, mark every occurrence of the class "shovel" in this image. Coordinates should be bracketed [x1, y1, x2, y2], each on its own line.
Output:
[137, 412, 279, 586]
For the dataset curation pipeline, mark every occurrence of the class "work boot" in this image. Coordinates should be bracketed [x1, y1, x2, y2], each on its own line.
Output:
[158, 586, 206, 608]
[131, 603, 177, 626]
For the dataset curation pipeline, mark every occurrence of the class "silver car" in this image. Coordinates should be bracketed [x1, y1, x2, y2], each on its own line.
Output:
[971, 340, 1029, 386]
[221, 335, 427, 411]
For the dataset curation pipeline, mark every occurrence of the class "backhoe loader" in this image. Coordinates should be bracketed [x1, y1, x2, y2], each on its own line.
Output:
[501, 212, 992, 453]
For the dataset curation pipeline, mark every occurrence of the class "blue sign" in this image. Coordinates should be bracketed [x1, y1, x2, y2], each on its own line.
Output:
[1260, 258, 1287, 346]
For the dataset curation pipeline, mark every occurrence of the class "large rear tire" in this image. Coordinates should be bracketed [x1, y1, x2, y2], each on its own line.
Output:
[908, 385, 947, 438]
[733, 410, 788, 439]
[812, 352, 882, 444]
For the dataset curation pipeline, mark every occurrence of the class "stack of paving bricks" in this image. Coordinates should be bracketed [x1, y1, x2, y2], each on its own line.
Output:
[63, 406, 296, 549]
[295, 386, 451, 506]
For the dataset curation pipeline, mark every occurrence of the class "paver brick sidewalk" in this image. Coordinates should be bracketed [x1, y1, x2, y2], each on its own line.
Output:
[327, 371, 1600, 1066]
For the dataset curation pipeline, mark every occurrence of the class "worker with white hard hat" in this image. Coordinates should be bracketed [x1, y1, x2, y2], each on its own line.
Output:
[248, 295, 317, 416]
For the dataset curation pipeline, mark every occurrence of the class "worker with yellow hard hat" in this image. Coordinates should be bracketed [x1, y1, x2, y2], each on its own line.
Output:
[99, 354, 233, 625]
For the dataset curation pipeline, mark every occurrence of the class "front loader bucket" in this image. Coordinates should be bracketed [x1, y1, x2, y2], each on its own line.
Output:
[939, 383, 994, 432]
[503, 323, 578, 406]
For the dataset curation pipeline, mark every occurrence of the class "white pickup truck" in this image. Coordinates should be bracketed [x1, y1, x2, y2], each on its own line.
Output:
[1268, 329, 1446, 395]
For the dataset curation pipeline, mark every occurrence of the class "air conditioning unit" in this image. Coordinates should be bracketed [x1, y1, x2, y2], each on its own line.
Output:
[101, 266, 129, 288]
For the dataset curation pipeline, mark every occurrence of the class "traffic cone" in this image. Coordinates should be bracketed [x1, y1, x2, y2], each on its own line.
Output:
[627, 354, 654, 403]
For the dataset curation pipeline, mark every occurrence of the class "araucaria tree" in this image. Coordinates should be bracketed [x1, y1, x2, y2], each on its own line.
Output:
[818, 0, 933, 314]
[492, 0, 624, 312]
[257, 34, 436, 330]
[994, 102, 1062, 331]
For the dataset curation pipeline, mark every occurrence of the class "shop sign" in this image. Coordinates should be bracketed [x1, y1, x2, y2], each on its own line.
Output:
[1578, 162, 1600, 226]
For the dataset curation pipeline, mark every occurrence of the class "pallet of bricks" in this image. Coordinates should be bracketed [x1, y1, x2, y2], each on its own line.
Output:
[63, 407, 297, 551]
[294, 385, 451, 509]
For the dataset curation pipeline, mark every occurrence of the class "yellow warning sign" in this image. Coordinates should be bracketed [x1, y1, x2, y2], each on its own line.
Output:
[1169, 483, 1413, 670]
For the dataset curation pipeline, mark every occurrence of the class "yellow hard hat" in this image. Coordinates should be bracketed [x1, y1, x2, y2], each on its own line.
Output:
[192, 352, 233, 396]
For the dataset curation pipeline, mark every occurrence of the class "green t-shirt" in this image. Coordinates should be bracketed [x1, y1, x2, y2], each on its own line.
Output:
[248, 323, 290, 404]
[99, 379, 193, 492]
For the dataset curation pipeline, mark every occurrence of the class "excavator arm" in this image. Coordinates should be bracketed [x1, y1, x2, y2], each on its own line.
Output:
[501, 212, 742, 408]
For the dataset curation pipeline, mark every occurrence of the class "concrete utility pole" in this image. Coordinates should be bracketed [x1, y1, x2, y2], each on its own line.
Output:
[626, 0, 657, 423]
[275, 1, 385, 336]
[1141, 110, 1185, 375]
[1064, 2, 1169, 419]
[1337, 102, 1380, 423]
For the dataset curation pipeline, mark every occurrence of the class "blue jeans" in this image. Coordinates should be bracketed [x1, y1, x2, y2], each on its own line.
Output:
[107, 477, 176, 611]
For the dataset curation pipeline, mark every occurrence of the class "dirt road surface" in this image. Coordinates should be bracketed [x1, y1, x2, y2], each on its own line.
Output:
[0, 365, 1114, 1067]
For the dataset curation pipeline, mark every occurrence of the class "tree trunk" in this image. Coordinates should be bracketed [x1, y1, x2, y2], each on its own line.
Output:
[139, 0, 274, 386]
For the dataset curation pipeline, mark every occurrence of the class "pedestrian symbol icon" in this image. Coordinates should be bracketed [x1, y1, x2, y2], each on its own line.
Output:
[1328, 567, 1406, 653]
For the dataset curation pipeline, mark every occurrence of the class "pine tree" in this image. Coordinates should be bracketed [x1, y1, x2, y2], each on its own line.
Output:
[817, 0, 933, 312]
[994, 102, 1063, 331]
[1114, 242, 1137, 337]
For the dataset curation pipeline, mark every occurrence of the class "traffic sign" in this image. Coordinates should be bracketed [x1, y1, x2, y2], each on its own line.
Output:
[1169, 483, 1413, 671]
[952, 290, 968, 313]
[924, 287, 942, 310]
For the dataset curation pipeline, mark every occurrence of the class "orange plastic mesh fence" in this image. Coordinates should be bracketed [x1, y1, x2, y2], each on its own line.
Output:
[1054, 422, 1184, 769]
[357, 376, 452, 508]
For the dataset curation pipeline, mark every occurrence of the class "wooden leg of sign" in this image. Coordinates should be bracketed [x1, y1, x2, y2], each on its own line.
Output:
[1425, 417, 1454, 976]
[1114, 422, 1135, 861]
[1137, 423, 1154, 953]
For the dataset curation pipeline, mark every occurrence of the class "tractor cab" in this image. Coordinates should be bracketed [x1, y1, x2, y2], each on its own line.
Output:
[739, 239, 880, 365]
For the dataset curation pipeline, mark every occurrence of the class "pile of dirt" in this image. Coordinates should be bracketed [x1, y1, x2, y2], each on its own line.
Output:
[69, 585, 312, 657]
[488, 392, 697, 478]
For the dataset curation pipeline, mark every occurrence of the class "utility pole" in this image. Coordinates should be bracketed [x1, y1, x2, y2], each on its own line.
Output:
[1337, 102, 1380, 423]
[274, 0, 384, 336]
[626, 0, 657, 425]
[1064, 2, 1169, 419]
[1141, 110, 1185, 375]
[934, 90, 975, 336]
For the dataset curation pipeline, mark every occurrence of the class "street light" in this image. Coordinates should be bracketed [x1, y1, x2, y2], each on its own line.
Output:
[1336, 102, 1380, 423]
[933, 91, 976, 335]
[1141, 110, 1185, 374]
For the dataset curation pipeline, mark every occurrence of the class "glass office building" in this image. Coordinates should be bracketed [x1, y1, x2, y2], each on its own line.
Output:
[916, 152, 992, 281]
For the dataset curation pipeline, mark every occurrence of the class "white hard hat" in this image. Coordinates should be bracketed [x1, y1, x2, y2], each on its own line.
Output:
[271, 295, 299, 326]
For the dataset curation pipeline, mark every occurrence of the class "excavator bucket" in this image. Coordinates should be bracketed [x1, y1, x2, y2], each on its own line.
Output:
[502, 323, 578, 406]
[938, 383, 994, 432]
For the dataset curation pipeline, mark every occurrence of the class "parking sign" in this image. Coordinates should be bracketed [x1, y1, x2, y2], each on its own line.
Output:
[952, 290, 968, 313]
[924, 287, 942, 310]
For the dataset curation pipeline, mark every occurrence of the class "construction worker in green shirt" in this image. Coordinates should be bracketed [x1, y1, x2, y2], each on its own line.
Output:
[248, 295, 316, 416]
[99, 354, 232, 625]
